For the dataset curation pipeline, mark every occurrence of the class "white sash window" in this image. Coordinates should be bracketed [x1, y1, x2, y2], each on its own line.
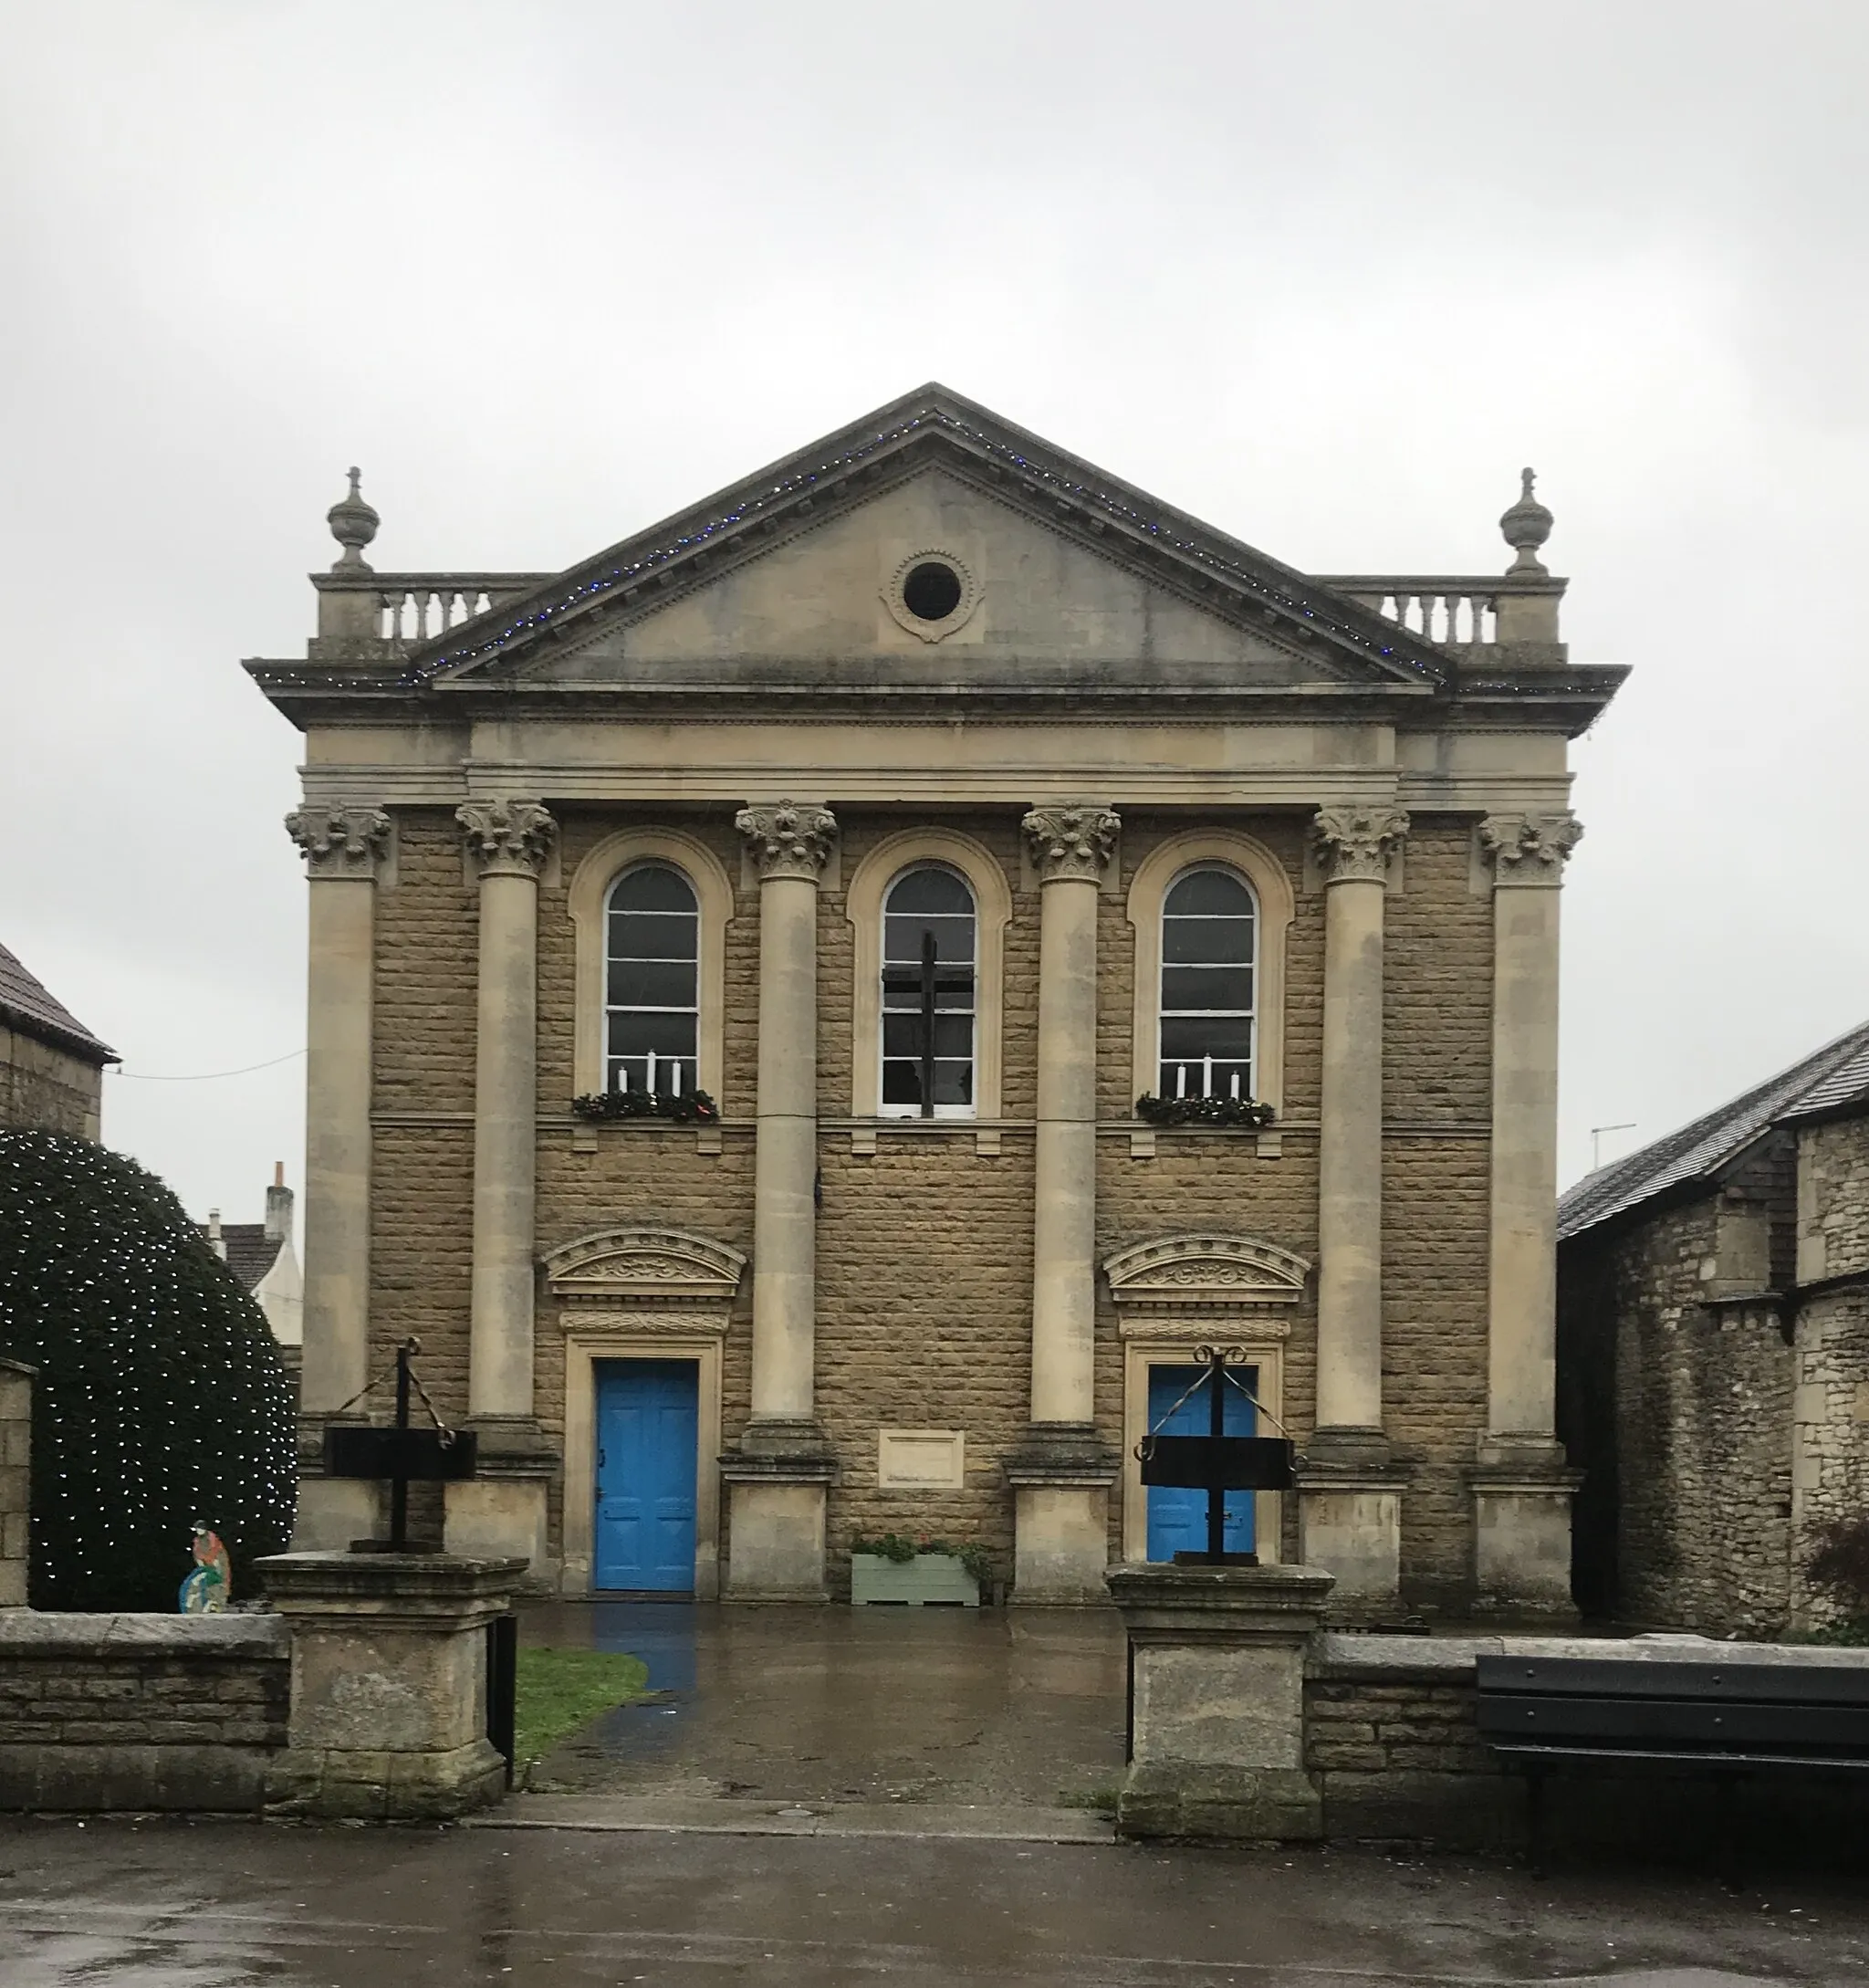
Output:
[605, 863, 701, 1094]
[1158, 866, 1258, 1102]
[880, 866, 977, 1117]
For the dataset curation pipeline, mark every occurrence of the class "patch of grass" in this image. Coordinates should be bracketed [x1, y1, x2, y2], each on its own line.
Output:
[1788, 1618, 1869, 1647]
[515, 1648, 653, 1765]
[1058, 1784, 1122, 1814]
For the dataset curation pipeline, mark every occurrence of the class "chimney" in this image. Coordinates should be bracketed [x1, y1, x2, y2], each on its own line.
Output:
[206, 1208, 226, 1261]
[265, 1162, 293, 1244]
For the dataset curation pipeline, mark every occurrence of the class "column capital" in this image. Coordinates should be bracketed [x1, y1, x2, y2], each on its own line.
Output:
[1478, 811, 1582, 887]
[1022, 804, 1120, 884]
[735, 801, 837, 882]
[457, 800, 557, 880]
[286, 805, 392, 881]
[1312, 805, 1409, 885]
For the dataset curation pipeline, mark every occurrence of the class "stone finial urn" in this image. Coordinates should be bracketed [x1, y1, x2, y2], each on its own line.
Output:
[1498, 467, 1553, 573]
[327, 466, 380, 570]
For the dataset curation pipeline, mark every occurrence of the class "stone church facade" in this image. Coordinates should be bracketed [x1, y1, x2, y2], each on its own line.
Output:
[249, 387, 1624, 1616]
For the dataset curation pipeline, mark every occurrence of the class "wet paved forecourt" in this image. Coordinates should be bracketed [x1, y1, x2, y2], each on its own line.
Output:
[5, 1817, 1869, 1988]
[518, 1599, 1130, 1807]
[8, 1603, 1867, 1983]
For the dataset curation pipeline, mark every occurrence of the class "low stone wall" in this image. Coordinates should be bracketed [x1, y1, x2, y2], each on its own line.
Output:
[1306, 1632, 1869, 1860]
[1307, 1634, 1517, 1847]
[0, 1612, 290, 1811]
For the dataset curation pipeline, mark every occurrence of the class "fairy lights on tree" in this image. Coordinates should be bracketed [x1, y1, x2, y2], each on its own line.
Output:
[0, 1131, 295, 1611]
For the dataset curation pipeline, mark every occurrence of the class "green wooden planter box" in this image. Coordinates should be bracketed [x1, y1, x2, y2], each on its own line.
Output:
[850, 1552, 980, 1606]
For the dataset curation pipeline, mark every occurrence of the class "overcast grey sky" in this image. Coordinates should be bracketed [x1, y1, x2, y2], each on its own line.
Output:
[3, 0, 1864, 1229]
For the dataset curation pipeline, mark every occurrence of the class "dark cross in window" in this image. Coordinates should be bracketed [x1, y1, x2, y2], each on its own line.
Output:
[881, 929, 972, 1117]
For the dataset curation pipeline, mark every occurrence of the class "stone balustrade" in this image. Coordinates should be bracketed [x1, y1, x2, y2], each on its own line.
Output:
[312, 568, 1567, 651]
[1318, 572, 1566, 647]
[311, 571, 548, 648]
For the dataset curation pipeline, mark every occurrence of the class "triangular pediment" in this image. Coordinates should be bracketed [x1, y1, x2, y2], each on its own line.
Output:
[405, 385, 1446, 697]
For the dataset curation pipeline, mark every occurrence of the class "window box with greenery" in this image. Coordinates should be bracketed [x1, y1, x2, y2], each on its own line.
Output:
[849, 1533, 992, 1606]
[1134, 1093, 1275, 1130]
[570, 1087, 720, 1125]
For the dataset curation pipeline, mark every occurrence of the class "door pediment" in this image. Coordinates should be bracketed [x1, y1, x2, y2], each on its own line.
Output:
[543, 1225, 746, 1306]
[1103, 1233, 1311, 1319]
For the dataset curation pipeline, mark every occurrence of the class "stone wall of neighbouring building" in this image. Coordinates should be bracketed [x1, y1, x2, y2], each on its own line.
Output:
[1561, 1107, 1869, 1637]
[1791, 1114, 1869, 1627]
[1559, 1174, 1797, 1636]
[0, 1024, 105, 1140]
[0, 1614, 289, 1811]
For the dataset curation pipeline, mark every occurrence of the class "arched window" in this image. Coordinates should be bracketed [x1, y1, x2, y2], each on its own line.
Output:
[605, 864, 700, 1094]
[1158, 866, 1257, 1102]
[881, 866, 976, 1117]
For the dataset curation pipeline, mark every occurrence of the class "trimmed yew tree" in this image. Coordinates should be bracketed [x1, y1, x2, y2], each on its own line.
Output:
[0, 1130, 296, 1610]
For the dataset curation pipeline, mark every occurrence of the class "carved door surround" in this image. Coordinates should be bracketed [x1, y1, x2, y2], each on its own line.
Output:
[546, 1224, 747, 1598]
[1103, 1232, 1311, 1564]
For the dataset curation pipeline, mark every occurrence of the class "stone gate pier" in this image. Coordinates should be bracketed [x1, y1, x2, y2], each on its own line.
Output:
[1108, 1561, 1336, 1839]
[257, 1550, 524, 1820]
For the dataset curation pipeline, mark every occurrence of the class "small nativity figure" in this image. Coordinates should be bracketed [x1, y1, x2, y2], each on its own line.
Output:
[178, 1521, 232, 1614]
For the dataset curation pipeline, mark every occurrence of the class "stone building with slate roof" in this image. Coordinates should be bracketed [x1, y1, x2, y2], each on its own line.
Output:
[0, 940, 116, 1140]
[249, 385, 1624, 1613]
[199, 1164, 304, 1356]
[1559, 1022, 1869, 1634]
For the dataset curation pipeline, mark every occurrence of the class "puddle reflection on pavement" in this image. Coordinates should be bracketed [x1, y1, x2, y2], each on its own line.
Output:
[4, 1819, 1864, 1988]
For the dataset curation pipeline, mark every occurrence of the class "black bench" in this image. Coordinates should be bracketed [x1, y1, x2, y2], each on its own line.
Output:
[1476, 1651, 1869, 1878]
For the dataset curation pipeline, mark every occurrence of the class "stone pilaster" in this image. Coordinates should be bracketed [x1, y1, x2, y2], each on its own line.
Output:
[1007, 806, 1121, 1602]
[719, 802, 839, 1599]
[1469, 812, 1584, 1617]
[285, 804, 392, 1552]
[0, 1357, 33, 1609]
[1299, 805, 1410, 1608]
[448, 800, 558, 1574]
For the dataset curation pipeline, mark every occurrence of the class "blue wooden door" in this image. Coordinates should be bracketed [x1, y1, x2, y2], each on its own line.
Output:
[1145, 1363, 1257, 1562]
[594, 1360, 699, 1591]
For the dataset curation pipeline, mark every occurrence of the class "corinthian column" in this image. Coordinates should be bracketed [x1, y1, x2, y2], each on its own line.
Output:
[1470, 811, 1583, 1617]
[1008, 805, 1120, 1602]
[286, 804, 391, 1551]
[720, 801, 838, 1599]
[447, 799, 558, 1572]
[1299, 804, 1410, 1609]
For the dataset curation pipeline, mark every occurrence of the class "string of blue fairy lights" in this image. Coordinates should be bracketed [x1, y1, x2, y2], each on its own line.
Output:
[259, 398, 1437, 696]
